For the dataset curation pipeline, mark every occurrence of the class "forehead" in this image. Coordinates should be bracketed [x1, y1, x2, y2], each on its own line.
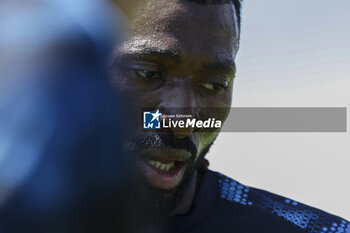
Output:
[118, 0, 239, 62]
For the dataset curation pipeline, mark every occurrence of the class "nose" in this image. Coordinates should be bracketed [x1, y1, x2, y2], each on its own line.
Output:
[161, 111, 196, 139]
[158, 79, 199, 139]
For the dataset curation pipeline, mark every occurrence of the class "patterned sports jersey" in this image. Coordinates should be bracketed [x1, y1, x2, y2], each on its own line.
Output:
[171, 170, 349, 233]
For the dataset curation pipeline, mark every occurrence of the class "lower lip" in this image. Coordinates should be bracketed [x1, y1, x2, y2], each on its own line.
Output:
[138, 158, 186, 190]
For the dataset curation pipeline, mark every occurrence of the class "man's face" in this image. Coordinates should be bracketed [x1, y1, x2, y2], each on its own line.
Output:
[112, 0, 239, 193]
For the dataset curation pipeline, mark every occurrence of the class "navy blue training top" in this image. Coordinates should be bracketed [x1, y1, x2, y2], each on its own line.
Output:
[171, 170, 349, 233]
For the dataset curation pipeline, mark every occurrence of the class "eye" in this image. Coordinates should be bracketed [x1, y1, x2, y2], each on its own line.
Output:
[201, 82, 227, 91]
[135, 69, 162, 80]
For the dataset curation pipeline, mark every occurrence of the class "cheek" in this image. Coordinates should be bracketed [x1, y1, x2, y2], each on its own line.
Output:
[198, 86, 233, 109]
[194, 89, 233, 157]
[197, 87, 233, 125]
[111, 71, 150, 104]
[195, 130, 220, 158]
[111, 70, 131, 94]
[112, 70, 139, 91]
[225, 86, 234, 106]
[218, 86, 234, 107]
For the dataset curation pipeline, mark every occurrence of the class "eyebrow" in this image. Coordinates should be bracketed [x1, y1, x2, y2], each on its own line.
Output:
[114, 46, 236, 74]
[116, 47, 181, 63]
[204, 61, 236, 74]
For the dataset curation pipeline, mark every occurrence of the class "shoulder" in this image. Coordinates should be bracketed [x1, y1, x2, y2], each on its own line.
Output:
[212, 171, 350, 233]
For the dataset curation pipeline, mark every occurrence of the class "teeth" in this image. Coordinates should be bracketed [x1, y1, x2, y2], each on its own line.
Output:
[160, 164, 166, 170]
[148, 160, 157, 167]
[147, 160, 175, 171]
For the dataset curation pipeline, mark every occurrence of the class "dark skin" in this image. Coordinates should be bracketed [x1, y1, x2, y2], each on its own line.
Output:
[112, 0, 240, 216]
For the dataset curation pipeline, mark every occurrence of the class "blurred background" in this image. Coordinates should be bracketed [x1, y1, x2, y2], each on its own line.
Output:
[208, 0, 350, 220]
[0, 1, 133, 232]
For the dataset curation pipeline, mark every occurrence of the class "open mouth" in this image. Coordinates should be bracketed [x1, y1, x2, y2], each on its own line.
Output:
[147, 159, 176, 172]
[145, 158, 185, 175]
[137, 149, 191, 190]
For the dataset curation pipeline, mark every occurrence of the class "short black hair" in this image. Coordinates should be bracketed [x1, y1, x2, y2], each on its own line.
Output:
[185, 0, 243, 30]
